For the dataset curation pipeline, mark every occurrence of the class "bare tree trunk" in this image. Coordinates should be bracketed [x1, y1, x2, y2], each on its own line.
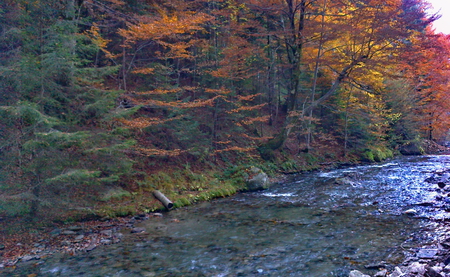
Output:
[304, 0, 328, 151]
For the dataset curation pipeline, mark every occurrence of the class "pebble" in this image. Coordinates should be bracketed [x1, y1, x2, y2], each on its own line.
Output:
[131, 227, 146, 233]
[100, 229, 113, 236]
[61, 230, 77, 235]
[50, 228, 61, 236]
[74, 235, 85, 241]
[100, 239, 112, 245]
[20, 255, 38, 262]
[68, 226, 83, 231]
[85, 244, 97, 252]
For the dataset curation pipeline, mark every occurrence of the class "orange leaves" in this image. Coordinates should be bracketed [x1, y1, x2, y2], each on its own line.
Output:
[240, 115, 270, 125]
[119, 11, 211, 48]
[118, 117, 164, 129]
[84, 24, 115, 59]
[204, 87, 232, 95]
[399, 31, 450, 139]
[135, 147, 184, 157]
[228, 103, 266, 114]
[135, 88, 182, 95]
[131, 67, 155, 75]
[213, 146, 254, 153]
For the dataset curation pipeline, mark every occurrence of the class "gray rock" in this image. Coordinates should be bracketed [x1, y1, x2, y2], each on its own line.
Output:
[100, 239, 112, 245]
[50, 228, 61, 236]
[131, 227, 146, 233]
[399, 142, 424, 155]
[417, 249, 439, 259]
[374, 269, 387, 277]
[405, 262, 426, 274]
[20, 255, 39, 262]
[365, 261, 387, 269]
[349, 270, 371, 277]
[100, 229, 113, 236]
[61, 230, 77, 235]
[86, 244, 97, 252]
[245, 167, 270, 191]
[67, 226, 83, 231]
[388, 267, 403, 277]
[425, 265, 443, 277]
[74, 235, 84, 241]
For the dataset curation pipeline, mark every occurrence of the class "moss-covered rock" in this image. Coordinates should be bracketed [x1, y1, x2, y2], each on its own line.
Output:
[244, 167, 270, 191]
[399, 142, 424, 155]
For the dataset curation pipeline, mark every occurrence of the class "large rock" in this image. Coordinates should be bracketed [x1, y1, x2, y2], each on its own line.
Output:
[399, 142, 424, 155]
[244, 167, 270, 191]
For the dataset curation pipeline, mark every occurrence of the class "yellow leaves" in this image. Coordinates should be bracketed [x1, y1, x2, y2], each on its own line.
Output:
[135, 88, 181, 95]
[132, 67, 155, 75]
[85, 24, 115, 59]
[135, 147, 184, 157]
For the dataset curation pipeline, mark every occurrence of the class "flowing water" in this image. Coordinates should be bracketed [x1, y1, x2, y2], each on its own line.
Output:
[7, 155, 450, 276]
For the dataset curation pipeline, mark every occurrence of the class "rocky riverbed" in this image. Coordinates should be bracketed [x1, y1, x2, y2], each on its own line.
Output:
[350, 166, 450, 277]
[0, 212, 164, 272]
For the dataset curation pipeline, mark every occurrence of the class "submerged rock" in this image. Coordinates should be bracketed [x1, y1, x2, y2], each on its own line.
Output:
[349, 270, 371, 277]
[131, 227, 146, 234]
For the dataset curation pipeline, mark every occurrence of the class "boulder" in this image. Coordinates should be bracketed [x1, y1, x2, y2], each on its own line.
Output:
[244, 167, 270, 191]
[399, 142, 424, 155]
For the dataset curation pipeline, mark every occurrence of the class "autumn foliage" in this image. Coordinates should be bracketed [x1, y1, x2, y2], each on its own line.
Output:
[0, 0, 450, 220]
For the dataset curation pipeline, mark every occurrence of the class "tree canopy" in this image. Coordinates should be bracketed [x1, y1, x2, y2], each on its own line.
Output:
[1, 0, 449, 220]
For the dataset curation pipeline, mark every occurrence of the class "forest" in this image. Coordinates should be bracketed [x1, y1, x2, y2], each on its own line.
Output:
[1, 0, 450, 223]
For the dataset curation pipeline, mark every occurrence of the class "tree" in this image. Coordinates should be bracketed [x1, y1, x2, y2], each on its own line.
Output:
[0, 0, 133, 219]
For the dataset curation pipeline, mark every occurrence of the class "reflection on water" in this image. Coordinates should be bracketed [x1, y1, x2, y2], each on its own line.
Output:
[8, 155, 450, 276]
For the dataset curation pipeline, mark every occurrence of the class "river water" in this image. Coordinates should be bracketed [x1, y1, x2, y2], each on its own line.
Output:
[8, 155, 450, 276]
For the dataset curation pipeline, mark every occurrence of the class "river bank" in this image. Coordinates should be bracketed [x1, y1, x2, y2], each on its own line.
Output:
[2, 148, 450, 276]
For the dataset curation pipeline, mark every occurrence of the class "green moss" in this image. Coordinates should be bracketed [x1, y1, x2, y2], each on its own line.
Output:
[100, 187, 132, 202]
[173, 197, 192, 208]
[0, 200, 31, 217]
[361, 145, 393, 162]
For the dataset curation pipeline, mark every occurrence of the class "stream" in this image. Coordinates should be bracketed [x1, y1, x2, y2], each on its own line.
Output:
[7, 155, 450, 276]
